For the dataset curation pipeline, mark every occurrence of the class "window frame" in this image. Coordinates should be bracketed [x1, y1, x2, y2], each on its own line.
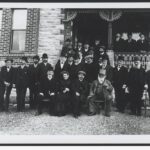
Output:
[10, 9, 27, 54]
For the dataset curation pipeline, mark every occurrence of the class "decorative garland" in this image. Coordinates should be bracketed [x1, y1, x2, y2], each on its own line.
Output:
[63, 11, 77, 22]
[99, 10, 122, 22]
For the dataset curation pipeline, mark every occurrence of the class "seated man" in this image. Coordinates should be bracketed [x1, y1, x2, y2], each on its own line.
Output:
[71, 70, 89, 118]
[56, 71, 72, 116]
[36, 69, 57, 116]
[88, 69, 114, 117]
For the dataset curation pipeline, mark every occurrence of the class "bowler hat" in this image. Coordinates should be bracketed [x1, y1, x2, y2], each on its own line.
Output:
[99, 69, 106, 76]
[33, 55, 40, 61]
[5, 57, 13, 63]
[99, 45, 106, 50]
[73, 53, 80, 60]
[118, 56, 124, 61]
[47, 69, 54, 75]
[60, 51, 67, 57]
[42, 53, 48, 59]
[134, 56, 140, 61]
[61, 70, 69, 75]
[21, 56, 28, 63]
[78, 70, 86, 76]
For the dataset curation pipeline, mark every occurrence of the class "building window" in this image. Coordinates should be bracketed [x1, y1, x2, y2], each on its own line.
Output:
[11, 9, 27, 52]
[0, 10, 2, 38]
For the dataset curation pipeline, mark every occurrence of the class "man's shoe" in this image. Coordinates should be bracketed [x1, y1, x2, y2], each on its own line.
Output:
[88, 112, 96, 116]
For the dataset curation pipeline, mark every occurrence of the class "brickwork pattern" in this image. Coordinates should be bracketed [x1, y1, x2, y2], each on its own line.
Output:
[25, 8, 40, 54]
[0, 8, 12, 54]
[38, 8, 65, 67]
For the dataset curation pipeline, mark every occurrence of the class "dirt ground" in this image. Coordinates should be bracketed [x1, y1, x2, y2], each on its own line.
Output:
[0, 104, 150, 135]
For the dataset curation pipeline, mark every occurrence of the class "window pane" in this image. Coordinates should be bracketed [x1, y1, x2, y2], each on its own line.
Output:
[0, 10, 2, 29]
[12, 30, 26, 51]
[13, 10, 27, 29]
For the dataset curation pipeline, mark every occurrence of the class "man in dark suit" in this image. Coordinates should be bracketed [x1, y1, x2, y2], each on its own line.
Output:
[38, 53, 53, 84]
[95, 55, 113, 84]
[113, 33, 126, 52]
[54, 52, 68, 81]
[28, 55, 40, 109]
[137, 33, 149, 53]
[125, 33, 137, 52]
[15, 57, 29, 112]
[71, 71, 89, 118]
[113, 56, 128, 113]
[71, 53, 85, 81]
[36, 69, 57, 116]
[127, 56, 146, 116]
[0, 58, 15, 111]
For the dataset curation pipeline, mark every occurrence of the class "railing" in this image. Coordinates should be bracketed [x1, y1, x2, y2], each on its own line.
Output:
[114, 52, 150, 70]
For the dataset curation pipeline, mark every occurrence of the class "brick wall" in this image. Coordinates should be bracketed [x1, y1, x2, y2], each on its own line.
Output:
[38, 8, 65, 67]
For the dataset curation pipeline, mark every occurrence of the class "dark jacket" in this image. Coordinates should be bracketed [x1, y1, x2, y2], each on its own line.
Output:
[39, 77, 57, 97]
[58, 78, 72, 94]
[38, 62, 53, 83]
[54, 60, 68, 81]
[15, 66, 29, 88]
[71, 62, 85, 81]
[0, 66, 15, 86]
[125, 39, 137, 52]
[28, 64, 40, 87]
[72, 79, 89, 96]
[113, 38, 126, 52]
[113, 66, 128, 89]
[84, 62, 97, 83]
[127, 67, 146, 92]
[137, 39, 149, 52]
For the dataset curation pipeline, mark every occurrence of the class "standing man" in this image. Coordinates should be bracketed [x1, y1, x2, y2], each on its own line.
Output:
[0, 58, 14, 111]
[28, 55, 40, 109]
[113, 56, 128, 113]
[137, 33, 149, 53]
[54, 52, 68, 81]
[38, 53, 53, 84]
[127, 56, 146, 116]
[15, 57, 29, 112]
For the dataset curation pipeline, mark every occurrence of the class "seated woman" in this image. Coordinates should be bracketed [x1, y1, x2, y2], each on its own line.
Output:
[56, 71, 72, 116]
[35, 69, 57, 116]
[88, 69, 114, 117]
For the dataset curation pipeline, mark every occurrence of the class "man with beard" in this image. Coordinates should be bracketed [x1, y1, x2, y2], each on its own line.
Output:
[113, 56, 128, 113]
[54, 52, 68, 81]
[88, 69, 114, 117]
[28, 55, 40, 109]
[38, 53, 53, 84]
[0, 58, 15, 111]
[71, 71, 89, 118]
[127, 56, 146, 116]
[36, 70, 57, 116]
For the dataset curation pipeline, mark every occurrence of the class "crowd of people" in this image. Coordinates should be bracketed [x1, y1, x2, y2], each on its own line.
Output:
[0, 35, 150, 118]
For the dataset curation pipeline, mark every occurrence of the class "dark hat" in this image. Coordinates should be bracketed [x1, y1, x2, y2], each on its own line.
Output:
[33, 55, 40, 61]
[5, 57, 13, 63]
[67, 53, 74, 58]
[118, 56, 124, 61]
[78, 70, 86, 76]
[61, 70, 69, 75]
[65, 38, 71, 42]
[42, 53, 48, 59]
[99, 45, 106, 50]
[47, 69, 54, 75]
[73, 53, 80, 60]
[21, 56, 28, 63]
[134, 56, 140, 61]
[60, 51, 67, 57]
[99, 69, 106, 76]
[101, 55, 109, 61]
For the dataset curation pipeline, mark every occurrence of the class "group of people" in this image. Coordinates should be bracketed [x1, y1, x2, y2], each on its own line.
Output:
[114, 33, 149, 52]
[0, 38, 150, 118]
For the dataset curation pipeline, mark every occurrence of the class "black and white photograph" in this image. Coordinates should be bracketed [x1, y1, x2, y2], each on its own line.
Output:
[1, 2, 150, 145]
